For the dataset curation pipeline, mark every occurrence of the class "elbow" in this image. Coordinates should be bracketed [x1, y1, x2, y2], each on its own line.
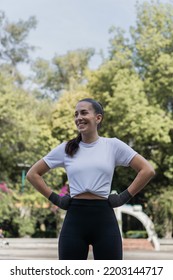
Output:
[26, 169, 34, 182]
[147, 166, 156, 179]
[26, 170, 31, 182]
[152, 168, 156, 177]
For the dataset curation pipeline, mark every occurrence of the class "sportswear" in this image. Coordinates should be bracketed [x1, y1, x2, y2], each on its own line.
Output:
[43, 137, 137, 198]
[58, 199, 122, 260]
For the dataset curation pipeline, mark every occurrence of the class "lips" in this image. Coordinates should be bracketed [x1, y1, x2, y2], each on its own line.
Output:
[77, 121, 87, 125]
[77, 121, 87, 128]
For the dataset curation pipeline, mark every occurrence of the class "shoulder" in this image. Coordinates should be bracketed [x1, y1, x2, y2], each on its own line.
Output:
[44, 141, 67, 158]
[100, 137, 137, 153]
[100, 136, 125, 146]
[55, 141, 67, 150]
[43, 141, 67, 168]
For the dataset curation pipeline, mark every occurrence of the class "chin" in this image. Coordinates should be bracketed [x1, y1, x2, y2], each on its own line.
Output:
[78, 128, 88, 134]
[79, 129, 87, 133]
[77, 126, 87, 132]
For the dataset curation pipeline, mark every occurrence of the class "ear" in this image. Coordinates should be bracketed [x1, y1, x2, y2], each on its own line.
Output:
[96, 114, 102, 124]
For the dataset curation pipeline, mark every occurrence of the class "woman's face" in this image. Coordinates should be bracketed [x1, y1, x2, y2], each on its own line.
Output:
[74, 101, 102, 134]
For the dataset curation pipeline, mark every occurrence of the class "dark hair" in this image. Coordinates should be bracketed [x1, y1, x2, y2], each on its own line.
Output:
[65, 98, 104, 157]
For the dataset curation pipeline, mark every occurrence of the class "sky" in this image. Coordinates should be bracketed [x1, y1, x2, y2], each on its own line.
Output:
[0, 0, 172, 68]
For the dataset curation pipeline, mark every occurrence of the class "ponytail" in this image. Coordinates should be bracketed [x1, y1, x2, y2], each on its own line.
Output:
[65, 133, 82, 157]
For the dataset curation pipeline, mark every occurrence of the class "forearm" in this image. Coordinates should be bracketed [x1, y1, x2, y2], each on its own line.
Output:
[127, 154, 155, 196]
[26, 159, 71, 210]
[108, 155, 155, 208]
[127, 168, 155, 196]
[26, 159, 52, 198]
[26, 172, 52, 198]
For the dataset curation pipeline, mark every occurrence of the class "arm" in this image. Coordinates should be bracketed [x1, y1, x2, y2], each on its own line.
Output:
[108, 154, 155, 207]
[127, 154, 155, 196]
[26, 159, 52, 198]
[26, 159, 71, 210]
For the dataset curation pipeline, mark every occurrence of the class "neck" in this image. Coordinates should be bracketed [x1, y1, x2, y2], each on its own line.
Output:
[81, 132, 99, 143]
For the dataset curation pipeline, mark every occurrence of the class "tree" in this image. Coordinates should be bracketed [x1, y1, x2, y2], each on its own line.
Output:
[32, 48, 95, 99]
[0, 192, 21, 237]
[0, 10, 37, 86]
[0, 11, 37, 67]
[0, 72, 61, 189]
[147, 189, 173, 238]
[0, 190, 62, 237]
[130, 1, 173, 111]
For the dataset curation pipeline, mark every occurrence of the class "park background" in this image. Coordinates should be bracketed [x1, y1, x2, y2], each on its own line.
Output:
[0, 0, 173, 244]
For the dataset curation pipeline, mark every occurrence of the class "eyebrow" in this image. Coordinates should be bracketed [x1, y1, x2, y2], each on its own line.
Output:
[75, 109, 89, 114]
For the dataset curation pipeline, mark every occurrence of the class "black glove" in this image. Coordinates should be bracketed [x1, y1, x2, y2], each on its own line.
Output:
[108, 189, 132, 208]
[48, 192, 71, 210]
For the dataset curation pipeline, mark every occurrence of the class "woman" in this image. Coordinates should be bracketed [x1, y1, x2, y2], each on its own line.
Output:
[26, 98, 155, 260]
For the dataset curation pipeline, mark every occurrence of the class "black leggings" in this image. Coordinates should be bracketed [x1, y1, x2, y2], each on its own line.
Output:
[58, 199, 122, 260]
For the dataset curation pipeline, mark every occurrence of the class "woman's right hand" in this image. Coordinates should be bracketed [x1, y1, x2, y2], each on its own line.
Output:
[49, 192, 72, 210]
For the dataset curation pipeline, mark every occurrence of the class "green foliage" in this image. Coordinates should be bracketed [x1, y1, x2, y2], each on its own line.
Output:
[0, 75, 37, 182]
[32, 207, 62, 238]
[0, 192, 21, 237]
[0, 191, 62, 237]
[0, 72, 61, 189]
[0, 11, 37, 66]
[32, 48, 95, 99]
[14, 216, 36, 237]
[0, 11, 37, 84]
[147, 189, 173, 237]
[124, 230, 148, 239]
[130, 1, 173, 110]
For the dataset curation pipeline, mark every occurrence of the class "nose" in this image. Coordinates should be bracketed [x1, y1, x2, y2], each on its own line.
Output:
[75, 113, 83, 121]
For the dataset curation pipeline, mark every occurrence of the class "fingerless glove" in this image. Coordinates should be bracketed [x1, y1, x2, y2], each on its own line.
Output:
[48, 192, 71, 210]
[108, 189, 133, 208]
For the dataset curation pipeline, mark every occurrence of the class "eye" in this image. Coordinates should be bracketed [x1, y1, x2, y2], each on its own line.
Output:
[82, 111, 88, 115]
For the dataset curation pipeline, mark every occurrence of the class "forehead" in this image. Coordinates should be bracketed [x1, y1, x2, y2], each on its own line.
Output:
[75, 101, 94, 111]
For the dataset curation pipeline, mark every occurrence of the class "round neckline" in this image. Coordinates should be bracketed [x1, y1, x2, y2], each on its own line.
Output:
[80, 137, 101, 147]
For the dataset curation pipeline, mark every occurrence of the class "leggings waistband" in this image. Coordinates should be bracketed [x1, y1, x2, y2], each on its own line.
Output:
[70, 198, 109, 207]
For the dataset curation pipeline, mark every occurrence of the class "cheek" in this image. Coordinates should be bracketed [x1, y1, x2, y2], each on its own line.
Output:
[91, 120, 98, 127]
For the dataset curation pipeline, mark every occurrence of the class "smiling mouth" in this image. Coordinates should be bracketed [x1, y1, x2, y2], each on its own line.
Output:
[77, 122, 87, 128]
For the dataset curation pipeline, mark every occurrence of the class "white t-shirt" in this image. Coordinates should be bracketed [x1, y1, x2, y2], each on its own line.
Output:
[43, 137, 137, 198]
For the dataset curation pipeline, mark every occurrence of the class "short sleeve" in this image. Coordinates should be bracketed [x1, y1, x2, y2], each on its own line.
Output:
[43, 142, 66, 169]
[113, 138, 138, 167]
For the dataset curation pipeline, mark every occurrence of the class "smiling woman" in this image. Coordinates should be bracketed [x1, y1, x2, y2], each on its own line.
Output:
[75, 99, 103, 135]
[26, 97, 155, 260]
[65, 98, 104, 157]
